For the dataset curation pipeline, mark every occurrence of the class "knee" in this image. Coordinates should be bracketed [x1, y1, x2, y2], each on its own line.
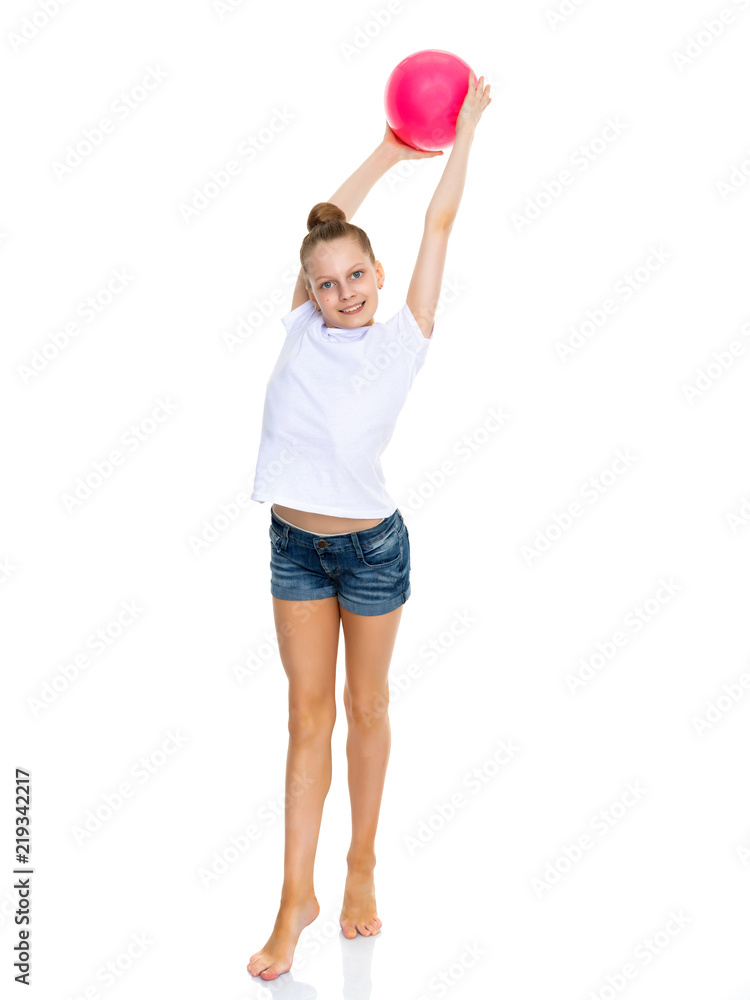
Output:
[288, 702, 336, 741]
[344, 690, 389, 730]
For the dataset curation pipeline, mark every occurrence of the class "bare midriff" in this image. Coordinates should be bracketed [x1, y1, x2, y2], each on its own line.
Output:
[272, 503, 384, 534]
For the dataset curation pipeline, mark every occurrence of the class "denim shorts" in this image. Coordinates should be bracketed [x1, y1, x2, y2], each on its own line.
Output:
[268, 506, 411, 616]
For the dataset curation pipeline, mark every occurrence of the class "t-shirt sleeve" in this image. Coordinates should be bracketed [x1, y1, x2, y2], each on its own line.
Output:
[395, 302, 433, 356]
[281, 298, 317, 337]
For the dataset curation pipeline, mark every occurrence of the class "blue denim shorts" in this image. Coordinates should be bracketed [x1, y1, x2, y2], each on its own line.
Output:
[268, 506, 411, 616]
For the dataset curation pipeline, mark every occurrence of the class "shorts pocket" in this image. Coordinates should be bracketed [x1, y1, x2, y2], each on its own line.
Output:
[357, 525, 402, 569]
[269, 523, 282, 550]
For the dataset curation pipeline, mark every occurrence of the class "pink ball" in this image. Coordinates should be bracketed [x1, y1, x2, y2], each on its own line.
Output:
[384, 49, 475, 152]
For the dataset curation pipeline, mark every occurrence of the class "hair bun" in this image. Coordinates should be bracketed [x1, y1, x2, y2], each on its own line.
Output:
[307, 201, 346, 232]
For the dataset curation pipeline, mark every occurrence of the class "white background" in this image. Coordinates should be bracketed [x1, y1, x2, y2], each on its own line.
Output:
[2, 0, 750, 997]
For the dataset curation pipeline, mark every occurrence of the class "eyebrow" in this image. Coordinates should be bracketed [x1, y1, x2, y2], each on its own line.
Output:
[314, 263, 367, 282]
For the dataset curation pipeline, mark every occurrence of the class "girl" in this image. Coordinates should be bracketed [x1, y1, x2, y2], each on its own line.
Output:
[248, 71, 491, 981]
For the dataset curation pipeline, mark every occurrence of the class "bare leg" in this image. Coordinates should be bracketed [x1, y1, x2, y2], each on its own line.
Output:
[338, 603, 403, 938]
[247, 595, 341, 980]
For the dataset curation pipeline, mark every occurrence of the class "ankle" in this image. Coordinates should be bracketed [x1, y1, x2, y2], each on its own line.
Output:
[346, 851, 376, 872]
[279, 886, 317, 906]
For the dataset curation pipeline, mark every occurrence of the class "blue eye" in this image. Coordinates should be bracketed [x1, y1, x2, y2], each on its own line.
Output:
[320, 271, 363, 289]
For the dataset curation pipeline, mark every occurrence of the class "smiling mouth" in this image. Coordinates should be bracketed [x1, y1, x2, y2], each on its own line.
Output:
[340, 301, 365, 314]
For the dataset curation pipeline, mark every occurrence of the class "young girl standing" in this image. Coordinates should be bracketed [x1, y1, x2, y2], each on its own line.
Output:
[248, 71, 491, 981]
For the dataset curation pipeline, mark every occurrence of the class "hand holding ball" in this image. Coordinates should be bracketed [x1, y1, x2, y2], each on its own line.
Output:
[384, 49, 477, 152]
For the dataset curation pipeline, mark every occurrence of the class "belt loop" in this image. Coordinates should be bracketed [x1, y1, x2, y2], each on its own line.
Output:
[272, 513, 290, 550]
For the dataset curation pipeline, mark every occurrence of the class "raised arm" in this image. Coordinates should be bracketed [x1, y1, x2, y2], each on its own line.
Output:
[406, 72, 492, 338]
[291, 124, 442, 310]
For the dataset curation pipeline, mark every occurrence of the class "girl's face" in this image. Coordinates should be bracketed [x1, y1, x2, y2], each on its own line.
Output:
[307, 238, 384, 328]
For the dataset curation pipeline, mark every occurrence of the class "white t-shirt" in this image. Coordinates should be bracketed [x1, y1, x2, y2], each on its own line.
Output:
[250, 297, 432, 517]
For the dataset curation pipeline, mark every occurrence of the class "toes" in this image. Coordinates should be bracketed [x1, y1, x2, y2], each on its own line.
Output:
[260, 965, 282, 980]
[341, 914, 381, 938]
[248, 952, 283, 979]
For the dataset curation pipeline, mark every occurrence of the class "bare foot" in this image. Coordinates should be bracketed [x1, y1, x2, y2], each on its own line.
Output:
[247, 896, 320, 979]
[339, 863, 382, 939]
